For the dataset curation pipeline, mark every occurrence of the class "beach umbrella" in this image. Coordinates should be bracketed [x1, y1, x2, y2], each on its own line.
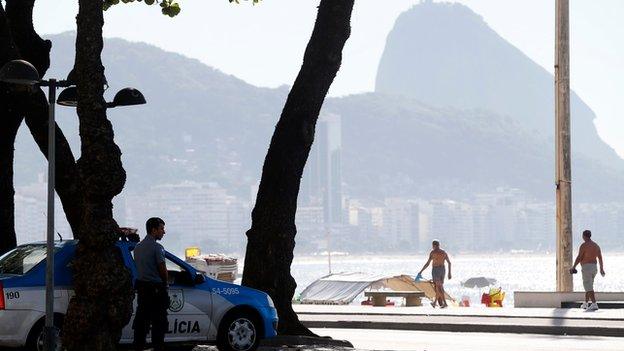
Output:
[462, 276, 497, 288]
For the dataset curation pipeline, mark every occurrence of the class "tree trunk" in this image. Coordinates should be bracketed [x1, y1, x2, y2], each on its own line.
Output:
[5, 0, 51, 76]
[0, 2, 22, 255]
[242, 0, 354, 336]
[62, 1, 133, 349]
[0, 106, 22, 255]
[2, 3, 132, 346]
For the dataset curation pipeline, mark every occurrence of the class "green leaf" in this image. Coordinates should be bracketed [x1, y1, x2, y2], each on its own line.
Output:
[169, 3, 181, 16]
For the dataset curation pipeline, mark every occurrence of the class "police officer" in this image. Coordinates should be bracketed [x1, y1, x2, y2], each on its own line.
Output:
[133, 217, 169, 351]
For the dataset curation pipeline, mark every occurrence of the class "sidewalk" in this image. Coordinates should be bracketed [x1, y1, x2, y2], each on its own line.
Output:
[294, 304, 624, 337]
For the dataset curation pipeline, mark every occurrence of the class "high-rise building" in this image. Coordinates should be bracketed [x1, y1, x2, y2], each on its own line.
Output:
[473, 188, 527, 249]
[523, 202, 555, 250]
[382, 198, 423, 249]
[125, 181, 249, 253]
[14, 195, 46, 244]
[14, 179, 73, 243]
[301, 113, 343, 224]
[429, 200, 474, 251]
[574, 203, 623, 247]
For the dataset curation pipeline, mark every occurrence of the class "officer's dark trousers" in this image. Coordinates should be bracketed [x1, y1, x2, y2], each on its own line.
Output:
[133, 280, 169, 351]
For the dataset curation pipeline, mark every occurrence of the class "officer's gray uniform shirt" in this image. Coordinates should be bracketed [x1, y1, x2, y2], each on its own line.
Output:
[134, 235, 166, 283]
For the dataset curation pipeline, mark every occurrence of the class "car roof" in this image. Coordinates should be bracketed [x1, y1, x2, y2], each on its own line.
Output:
[14, 240, 77, 248]
[13, 239, 137, 249]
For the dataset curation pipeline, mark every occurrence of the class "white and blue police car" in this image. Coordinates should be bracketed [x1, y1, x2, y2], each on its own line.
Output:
[0, 239, 278, 351]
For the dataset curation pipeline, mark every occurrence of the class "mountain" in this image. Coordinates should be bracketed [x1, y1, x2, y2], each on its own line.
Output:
[325, 93, 623, 201]
[375, 2, 624, 171]
[17, 32, 287, 198]
[13, 31, 624, 203]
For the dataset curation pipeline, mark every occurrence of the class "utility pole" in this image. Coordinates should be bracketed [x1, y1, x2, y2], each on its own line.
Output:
[555, 0, 573, 292]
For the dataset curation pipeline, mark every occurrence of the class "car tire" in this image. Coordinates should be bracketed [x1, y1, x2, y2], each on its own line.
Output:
[25, 317, 63, 351]
[217, 310, 261, 351]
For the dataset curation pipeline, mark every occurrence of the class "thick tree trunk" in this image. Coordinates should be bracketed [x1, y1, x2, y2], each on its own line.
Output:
[242, 0, 354, 336]
[0, 106, 22, 255]
[2, 4, 131, 347]
[0, 2, 22, 255]
[0, 3, 19, 63]
[62, 0, 134, 349]
[5, 0, 51, 76]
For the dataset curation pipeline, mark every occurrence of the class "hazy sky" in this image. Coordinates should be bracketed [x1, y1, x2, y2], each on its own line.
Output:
[34, 0, 624, 158]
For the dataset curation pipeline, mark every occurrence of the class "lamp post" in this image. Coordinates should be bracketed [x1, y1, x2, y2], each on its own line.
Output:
[0, 59, 146, 351]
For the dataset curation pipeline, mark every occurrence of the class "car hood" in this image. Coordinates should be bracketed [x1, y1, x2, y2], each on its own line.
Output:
[204, 278, 273, 307]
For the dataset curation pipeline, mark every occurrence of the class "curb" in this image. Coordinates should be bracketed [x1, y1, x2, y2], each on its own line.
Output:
[302, 320, 624, 338]
[259, 335, 354, 350]
[297, 311, 624, 322]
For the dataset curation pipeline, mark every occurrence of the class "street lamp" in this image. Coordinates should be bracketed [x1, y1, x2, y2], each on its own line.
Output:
[57, 86, 147, 108]
[0, 59, 146, 351]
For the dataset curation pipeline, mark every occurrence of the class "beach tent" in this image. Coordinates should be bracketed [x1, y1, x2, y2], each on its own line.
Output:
[299, 272, 453, 305]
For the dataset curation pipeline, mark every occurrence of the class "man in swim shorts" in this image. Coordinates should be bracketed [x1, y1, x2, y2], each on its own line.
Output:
[418, 240, 452, 308]
[570, 230, 605, 311]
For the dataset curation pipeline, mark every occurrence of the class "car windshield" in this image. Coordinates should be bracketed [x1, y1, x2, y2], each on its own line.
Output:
[0, 244, 50, 276]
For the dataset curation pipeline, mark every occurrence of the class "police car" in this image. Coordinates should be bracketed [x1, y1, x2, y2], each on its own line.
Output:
[0, 239, 278, 351]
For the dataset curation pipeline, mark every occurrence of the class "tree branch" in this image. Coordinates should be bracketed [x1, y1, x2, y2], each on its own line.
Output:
[5, 0, 51, 76]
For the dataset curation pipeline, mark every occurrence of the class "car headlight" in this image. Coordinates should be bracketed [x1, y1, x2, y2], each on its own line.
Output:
[266, 295, 275, 308]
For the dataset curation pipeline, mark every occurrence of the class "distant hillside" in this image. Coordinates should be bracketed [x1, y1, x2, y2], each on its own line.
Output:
[13, 32, 624, 202]
[376, 2, 624, 171]
[18, 32, 286, 197]
[326, 93, 623, 201]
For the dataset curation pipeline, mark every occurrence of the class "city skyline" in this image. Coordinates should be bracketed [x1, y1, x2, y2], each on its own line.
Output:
[15, 176, 624, 255]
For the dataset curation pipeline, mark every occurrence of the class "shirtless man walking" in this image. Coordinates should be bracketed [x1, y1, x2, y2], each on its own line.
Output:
[570, 230, 605, 311]
[418, 240, 452, 308]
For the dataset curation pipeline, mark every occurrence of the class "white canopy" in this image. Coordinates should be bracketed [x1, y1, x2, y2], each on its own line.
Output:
[299, 272, 451, 305]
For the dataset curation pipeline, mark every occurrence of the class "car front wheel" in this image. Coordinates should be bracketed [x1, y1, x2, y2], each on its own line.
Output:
[217, 311, 261, 351]
[26, 319, 62, 351]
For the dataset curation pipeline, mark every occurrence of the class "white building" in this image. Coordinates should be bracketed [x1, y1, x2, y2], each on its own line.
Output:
[429, 200, 474, 252]
[125, 181, 250, 253]
[15, 179, 73, 243]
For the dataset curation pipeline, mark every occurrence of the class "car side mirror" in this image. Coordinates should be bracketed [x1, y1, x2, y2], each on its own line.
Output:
[194, 273, 205, 285]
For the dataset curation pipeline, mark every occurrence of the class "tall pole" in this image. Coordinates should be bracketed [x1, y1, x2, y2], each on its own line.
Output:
[45, 79, 57, 350]
[555, 0, 573, 292]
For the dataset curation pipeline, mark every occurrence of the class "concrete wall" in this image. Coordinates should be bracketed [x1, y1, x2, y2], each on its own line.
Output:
[514, 291, 624, 307]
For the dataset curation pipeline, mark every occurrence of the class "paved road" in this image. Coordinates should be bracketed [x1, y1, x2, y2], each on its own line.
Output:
[311, 328, 624, 351]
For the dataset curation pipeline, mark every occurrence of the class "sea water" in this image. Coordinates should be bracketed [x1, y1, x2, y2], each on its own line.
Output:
[289, 252, 624, 306]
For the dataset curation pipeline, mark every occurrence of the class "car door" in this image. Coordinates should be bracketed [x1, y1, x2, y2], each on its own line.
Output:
[163, 253, 212, 343]
[118, 245, 212, 344]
